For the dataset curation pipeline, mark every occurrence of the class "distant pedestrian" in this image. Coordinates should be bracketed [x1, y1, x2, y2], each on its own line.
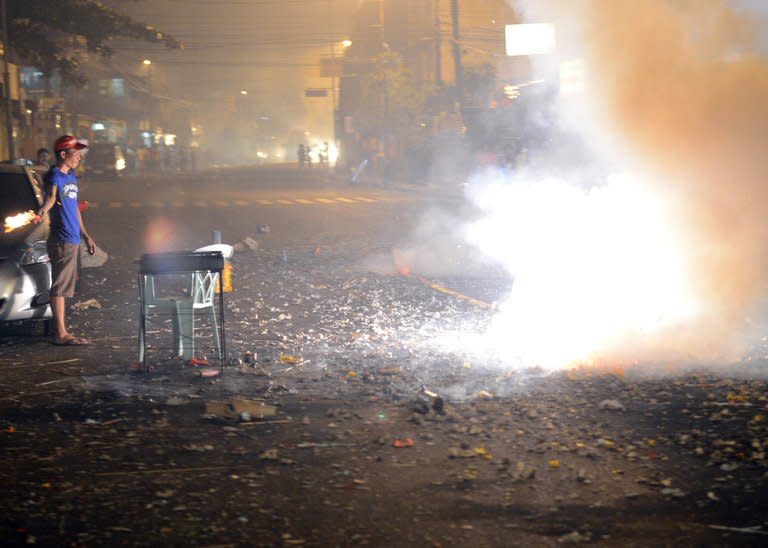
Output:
[34, 135, 96, 346]
[36, 147, 52, 168]
[297, 144, 306, 168]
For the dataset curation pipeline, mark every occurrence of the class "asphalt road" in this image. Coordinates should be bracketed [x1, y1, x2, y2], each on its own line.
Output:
[80, 164, 429, 253]
[1, 165, 766, 546]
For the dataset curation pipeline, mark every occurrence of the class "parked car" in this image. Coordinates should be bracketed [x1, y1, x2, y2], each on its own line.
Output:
[83, 143, 126, 177]
[0, 165, 51, 327]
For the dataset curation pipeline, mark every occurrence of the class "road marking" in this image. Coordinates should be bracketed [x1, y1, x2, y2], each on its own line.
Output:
[85, 195, 393, 210]
[404, 273, 493, 309]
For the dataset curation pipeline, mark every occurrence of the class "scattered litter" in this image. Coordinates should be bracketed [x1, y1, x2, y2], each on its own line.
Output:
[473, 447, 492, 460]
[183, 443, 214, 452]
[416, 387, 445, 415]
[46, 358, 81, 365]
[72, 298, 101, 310]
[709, 525, 768, 535]
[278, 353, 301, 364]
[237, 361, 270, 376]
[558, 531, 592, 543]
[204, 398, 277, 420]
[449, 447, 476, 459]
[392, 438, 414, 448]
[194, 368, 220, 378]
[598, 399, 626, 412]
[186, 357, 209, 367]
[35, 378, 69, 387]
[661, 487, 686, 498]
[295, 442, 357, 448]
[259, 448, 279, 461]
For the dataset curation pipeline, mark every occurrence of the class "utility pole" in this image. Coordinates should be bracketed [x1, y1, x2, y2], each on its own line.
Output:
[1, 0, 14, 161]
[450, 0, 463, 115]
[434, 0, 442, 86]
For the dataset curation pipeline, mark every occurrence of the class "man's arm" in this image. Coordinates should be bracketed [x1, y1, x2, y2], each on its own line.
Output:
[34, 184, 57, 223]
[77, 207, 95, 255]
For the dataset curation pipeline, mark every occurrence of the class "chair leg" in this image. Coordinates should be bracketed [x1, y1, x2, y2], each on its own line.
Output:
[175, 301, 195, 360]
[171, 307, 182, 357]
[138, 318, 145, 363]
[208, 305, 221, 360]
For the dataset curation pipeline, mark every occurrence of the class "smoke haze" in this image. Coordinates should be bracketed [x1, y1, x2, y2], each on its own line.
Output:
[451, 0, 768, 367]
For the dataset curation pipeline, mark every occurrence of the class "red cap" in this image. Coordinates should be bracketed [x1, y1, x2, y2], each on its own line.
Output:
[53, 135, 88, 152]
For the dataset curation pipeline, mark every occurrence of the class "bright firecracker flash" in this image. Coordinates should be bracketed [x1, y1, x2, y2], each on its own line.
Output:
[4, 210, 36, 233]
[459, 172, 701, 369]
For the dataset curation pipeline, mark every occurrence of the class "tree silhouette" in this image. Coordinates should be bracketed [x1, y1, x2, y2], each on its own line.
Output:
[7, 0, 181, 87]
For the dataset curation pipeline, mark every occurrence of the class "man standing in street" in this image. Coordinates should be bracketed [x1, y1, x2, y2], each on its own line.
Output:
[35, 135, 96, 345]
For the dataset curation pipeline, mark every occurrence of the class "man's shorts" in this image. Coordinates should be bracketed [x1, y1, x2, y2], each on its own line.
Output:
[47, 240, 79, 298]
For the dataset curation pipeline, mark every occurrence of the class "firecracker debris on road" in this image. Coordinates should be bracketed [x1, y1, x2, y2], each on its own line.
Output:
[2, 240, 768, 546]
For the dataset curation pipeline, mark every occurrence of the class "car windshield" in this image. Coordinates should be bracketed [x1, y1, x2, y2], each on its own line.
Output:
[0, 172, 37, 220]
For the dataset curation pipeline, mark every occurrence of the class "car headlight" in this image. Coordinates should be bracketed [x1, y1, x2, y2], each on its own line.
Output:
[19, 240, 49, 266]
[116, 158, 126, 171]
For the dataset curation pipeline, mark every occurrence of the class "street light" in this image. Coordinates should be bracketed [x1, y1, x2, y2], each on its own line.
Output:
[341, 39, 352, 48]
[143, 59, 154, 147]
[240, 90, 248, 95]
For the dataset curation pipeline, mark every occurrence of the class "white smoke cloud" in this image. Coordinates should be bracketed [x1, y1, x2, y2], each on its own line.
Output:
[441, 0, 768, 369]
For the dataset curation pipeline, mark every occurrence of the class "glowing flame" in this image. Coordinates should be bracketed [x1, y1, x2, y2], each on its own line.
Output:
[392, 248, 411, 275]
[460, 171, 701, 369]
[143, 217, 178, 253]
[4, 210, 36, 233]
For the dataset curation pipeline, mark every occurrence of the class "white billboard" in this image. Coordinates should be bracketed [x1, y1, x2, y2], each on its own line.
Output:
[505, 23, 556, 57]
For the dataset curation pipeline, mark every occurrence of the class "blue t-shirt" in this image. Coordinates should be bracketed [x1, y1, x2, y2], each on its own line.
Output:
[44, 167, 80, 244]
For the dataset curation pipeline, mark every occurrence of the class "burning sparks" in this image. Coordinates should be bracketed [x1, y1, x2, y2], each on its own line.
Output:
[450, 172, 702, 369]
[4, 210, 36, 233]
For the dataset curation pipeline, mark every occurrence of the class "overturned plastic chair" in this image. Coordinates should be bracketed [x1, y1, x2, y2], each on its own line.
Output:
[138, 245, 232, 367]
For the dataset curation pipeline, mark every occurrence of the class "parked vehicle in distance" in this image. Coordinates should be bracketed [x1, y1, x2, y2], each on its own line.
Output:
[83, 143, 126, 177]
[0, 165, 51, 327]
